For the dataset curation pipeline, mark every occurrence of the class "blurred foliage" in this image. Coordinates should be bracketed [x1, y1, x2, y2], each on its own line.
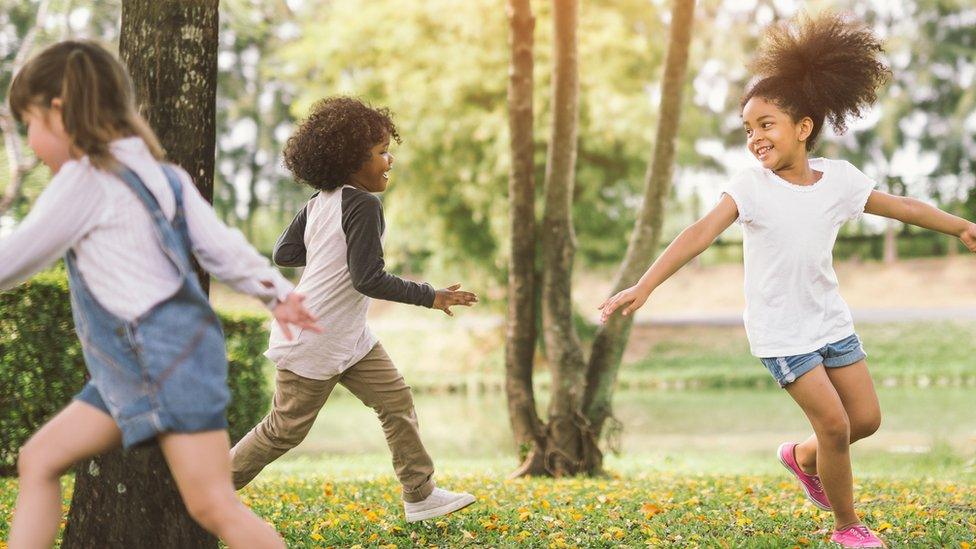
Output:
[0, 271, 272, 476]
[1, 0, 974, 290]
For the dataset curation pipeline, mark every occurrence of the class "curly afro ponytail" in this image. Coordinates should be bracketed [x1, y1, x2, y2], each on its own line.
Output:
[741, 12, 891, 150]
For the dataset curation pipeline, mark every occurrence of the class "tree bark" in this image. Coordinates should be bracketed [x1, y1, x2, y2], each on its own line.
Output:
[538, 0, 594, 477]
[582, 0, 696, 470]
[63, 2, 220, 547]
[504, 0, 545, 472]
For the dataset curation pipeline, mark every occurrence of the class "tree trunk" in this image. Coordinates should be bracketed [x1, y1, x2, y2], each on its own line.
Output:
[537, 0, 595, 477]
[582, 0, 696, 471]
[503, 0, 546, 473]
[63, 2, 219, 547]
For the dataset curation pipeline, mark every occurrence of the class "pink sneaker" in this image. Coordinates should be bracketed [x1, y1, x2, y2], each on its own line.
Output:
[777, 442, 831, 510]
[830, 524, 885, 548]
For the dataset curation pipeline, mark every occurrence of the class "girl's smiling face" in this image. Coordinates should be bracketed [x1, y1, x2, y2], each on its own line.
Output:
[741, 96, 812, 171]
[23, 102, 72, 173]
[349, 134, 394, 193]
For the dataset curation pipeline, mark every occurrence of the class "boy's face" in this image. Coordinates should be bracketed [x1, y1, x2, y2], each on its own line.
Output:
[350, 135, 394, 193]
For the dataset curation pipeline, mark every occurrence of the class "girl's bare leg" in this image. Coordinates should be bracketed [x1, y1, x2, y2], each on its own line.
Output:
[784, 365, 860, 528]
[9, 401, 122, 549]
[158, 430, 285, 549]
[793, 360, 881, 476]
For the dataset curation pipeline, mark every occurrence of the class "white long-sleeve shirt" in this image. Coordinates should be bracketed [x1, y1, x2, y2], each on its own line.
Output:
[0, 137, 292, 320]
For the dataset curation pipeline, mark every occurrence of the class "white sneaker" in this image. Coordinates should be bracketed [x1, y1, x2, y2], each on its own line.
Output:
[403, 487, 476, 522]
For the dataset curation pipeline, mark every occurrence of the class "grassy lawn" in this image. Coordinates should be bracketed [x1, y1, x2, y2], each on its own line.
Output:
[619, 320, 976, 389]
[3, 456, 973, 548]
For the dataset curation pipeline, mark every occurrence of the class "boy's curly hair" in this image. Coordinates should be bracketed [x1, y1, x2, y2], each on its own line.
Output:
[283, 97, 401, 191]
[741, 12, 891, 150]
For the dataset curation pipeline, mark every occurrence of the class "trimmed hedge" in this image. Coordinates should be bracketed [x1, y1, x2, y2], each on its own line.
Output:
[0, 271, 271, 476]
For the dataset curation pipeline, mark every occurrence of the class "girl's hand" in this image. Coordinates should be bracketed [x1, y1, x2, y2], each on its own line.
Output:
[959, 222, 976, 252]
[273, 293, 322, 340]
[598, 286, 649, 323]
[432, 283, 478, 317]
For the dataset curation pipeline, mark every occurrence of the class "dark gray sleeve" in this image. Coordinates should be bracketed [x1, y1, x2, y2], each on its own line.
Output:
[341, 188, 436, 308]
[272, 193, 318, 267]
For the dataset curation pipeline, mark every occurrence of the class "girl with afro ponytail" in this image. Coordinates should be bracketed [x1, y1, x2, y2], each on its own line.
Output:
[600, 12, 976, 548]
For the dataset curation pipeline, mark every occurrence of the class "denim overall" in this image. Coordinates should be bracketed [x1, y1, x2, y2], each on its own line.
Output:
[70, 164, 229, 447]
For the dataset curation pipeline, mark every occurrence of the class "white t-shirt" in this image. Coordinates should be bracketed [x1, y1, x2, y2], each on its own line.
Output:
[722, 158, 875, 357]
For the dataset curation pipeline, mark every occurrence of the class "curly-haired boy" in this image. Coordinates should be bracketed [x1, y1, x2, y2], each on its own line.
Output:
[230, 97, 477, 522]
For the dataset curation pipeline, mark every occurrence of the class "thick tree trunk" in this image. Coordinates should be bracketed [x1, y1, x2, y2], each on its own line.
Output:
[538, 0, 595, 477]
[63, 2, 219, 547]
[582, 0, 696, 471]
[503, 0, 545, 471]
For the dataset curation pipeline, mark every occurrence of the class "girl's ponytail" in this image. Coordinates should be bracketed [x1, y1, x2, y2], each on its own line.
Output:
[741, 13, 891, 150]
[62, 47, 112, 167]
[8, 40, 165, 170]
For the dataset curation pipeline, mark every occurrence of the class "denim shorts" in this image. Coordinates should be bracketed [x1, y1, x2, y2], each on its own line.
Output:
[759, 333, 867, 388]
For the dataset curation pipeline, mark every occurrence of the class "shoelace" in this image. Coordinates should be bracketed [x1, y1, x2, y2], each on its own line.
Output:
[846, 525, 872, 539]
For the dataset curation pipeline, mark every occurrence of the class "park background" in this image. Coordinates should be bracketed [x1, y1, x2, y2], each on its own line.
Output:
[0, 0, 974, 546]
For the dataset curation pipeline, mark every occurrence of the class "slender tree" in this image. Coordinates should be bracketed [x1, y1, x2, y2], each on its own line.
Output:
[582, 0, 696, 472]
[504, 0, 545, 469]
[506, 0, 697, 476]
[63, 1, 219, 546]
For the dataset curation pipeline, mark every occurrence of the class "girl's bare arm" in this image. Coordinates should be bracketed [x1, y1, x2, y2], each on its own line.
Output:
[864, 190, 976, 251]
[600, 194, 739, 321]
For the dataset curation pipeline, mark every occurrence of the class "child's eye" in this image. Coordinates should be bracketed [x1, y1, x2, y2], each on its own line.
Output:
[744, 128, 753, 136]
[761, 122, 772, 129]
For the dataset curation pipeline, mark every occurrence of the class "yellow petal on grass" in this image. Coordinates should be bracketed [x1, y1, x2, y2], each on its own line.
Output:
[877, 522, 893, 532]
[641, 502, 663, 519]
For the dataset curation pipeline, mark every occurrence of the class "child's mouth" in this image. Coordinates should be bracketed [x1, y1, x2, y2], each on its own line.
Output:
[756, 145, 773, 160]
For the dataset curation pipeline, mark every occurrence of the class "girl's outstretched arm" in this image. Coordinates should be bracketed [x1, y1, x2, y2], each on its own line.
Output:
[599, 194, 739, 322]
[864, 190, 976, 252]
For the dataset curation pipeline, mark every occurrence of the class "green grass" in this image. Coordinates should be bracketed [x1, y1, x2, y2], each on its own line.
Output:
[621, 320, 976, 389]
[3, 456, 973, 547]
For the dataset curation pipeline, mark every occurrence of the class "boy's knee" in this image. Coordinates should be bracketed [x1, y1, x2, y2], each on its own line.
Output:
[373, 389, 415, 418]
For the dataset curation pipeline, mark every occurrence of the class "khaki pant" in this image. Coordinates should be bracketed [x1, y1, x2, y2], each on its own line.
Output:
[230, 342, 435, 502]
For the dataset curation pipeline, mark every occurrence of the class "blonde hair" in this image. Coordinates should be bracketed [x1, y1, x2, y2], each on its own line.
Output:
[8, 40, 165, 170]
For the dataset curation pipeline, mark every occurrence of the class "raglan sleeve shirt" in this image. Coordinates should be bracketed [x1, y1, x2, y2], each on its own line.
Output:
[341, 188, 436, 308]
[272, 192, 318, 268]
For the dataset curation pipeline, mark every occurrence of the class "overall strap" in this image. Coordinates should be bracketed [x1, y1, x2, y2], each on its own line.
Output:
[113, 164, 192, 277]
[159, 164, 193, 254]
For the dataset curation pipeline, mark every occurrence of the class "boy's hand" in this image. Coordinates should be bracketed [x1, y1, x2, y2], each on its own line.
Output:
[273, 292, 323, 340]
[959, 222, 976, 252]
[432, 283, 478, 317]
[598, 285, 649, 323]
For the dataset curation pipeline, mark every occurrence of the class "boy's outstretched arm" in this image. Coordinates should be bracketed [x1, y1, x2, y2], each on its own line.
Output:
[342, 189, 478, 313]
[864, 190, 976, 251]
[272, 193, 318, 267]
[600, 194, 739, 322]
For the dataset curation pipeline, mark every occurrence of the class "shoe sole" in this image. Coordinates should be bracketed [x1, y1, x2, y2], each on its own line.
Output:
[777, 443, 832, 511]
[405, 494, 476, 523]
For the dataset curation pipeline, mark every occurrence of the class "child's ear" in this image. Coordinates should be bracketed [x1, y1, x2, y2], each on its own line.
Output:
[797, 116, 814, 143]
[49, 97, 63, 111]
